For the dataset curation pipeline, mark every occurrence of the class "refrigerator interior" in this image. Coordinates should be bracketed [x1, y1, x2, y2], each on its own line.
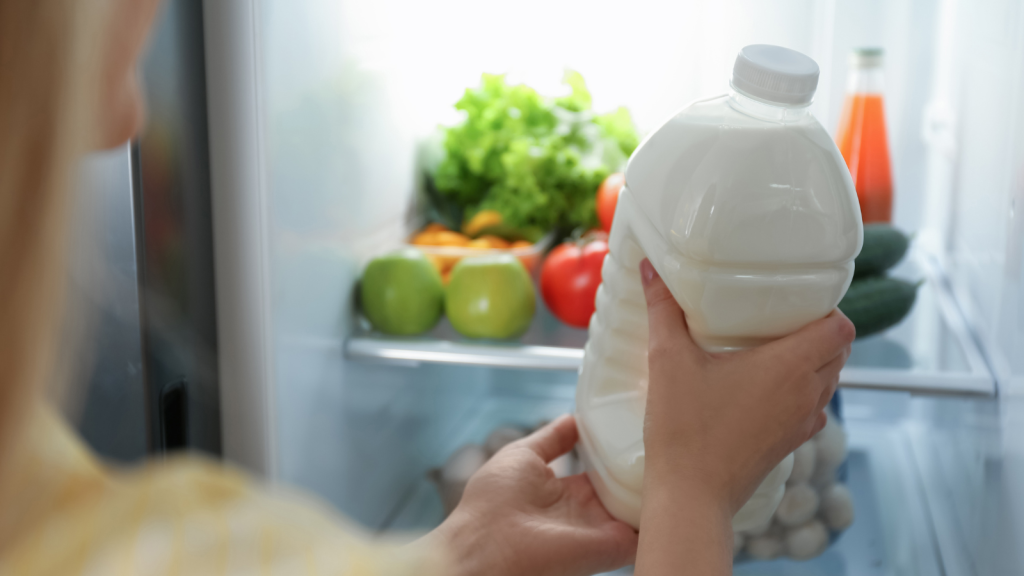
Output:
[204, 0, 1024, 574]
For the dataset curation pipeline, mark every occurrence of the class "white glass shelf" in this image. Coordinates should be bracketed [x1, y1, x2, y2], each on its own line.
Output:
[347, 250, 995, 396]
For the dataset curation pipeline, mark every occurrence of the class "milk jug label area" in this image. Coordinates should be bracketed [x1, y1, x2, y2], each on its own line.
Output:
[575, 44, 863, 532]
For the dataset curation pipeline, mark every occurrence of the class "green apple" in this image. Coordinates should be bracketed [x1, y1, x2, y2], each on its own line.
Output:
[361, 249, 443, 335]
[446, 254, 536, 339]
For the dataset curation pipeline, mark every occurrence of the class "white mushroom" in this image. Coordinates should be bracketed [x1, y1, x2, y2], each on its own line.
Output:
[733, 531, 746, 557]
[820, 483, 855, 531]
[788, 441, 817, 485]
[484, 426, 526, 457]
[775, 483, 820, 527]
[784, 519, 829, 560]
[746, 532, 784, 561]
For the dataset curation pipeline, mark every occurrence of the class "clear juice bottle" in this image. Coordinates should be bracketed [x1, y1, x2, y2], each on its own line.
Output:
[836, 48, 893, 223]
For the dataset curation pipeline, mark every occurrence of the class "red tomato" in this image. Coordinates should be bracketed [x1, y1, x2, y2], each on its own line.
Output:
[540, 236, 609, 328]
[596, 172, 625, 233]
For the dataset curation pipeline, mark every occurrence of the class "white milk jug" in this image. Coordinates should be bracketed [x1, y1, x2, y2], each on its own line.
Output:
[575, 45, 863, 531]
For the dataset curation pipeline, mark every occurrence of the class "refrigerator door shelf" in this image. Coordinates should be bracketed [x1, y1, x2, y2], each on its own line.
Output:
[382, 392, 945, 576]
[347, 248, 995, 397]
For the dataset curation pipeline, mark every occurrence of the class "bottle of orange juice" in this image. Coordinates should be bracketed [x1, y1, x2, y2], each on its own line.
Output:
[836, 48, 893, 223]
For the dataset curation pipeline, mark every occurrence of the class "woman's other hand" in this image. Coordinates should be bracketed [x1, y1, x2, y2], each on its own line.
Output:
[425, 415, 638, 576]
[635, 258, 854, 575]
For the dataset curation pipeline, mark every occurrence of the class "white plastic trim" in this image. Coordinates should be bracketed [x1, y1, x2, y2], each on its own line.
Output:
[202, 0, 277, 477]
[345, 337, 994, 396]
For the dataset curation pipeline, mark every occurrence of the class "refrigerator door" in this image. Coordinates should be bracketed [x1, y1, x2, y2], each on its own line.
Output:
[72, 0, 222, 460]
[70, 147, 148, 463]
[136, 0, 222, 456]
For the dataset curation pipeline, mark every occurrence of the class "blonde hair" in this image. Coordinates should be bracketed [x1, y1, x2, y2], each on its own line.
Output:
[0, 1, 112, 473]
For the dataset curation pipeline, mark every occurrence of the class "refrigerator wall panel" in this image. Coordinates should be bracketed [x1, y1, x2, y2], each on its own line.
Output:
[931, 0, 1024, 385]
[258, 0, 492, 525]
[913, 0, 1024, 573]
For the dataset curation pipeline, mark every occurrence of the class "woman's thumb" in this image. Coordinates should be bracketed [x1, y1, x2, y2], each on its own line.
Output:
[639, 258, 697, 354]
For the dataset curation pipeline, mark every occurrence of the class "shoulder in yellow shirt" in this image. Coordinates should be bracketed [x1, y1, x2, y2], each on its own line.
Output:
[0, 405, 446, 576]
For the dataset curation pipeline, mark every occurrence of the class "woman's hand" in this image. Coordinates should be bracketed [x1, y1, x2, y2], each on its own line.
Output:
[635, 259, 854, 575]
[425, 415, 638, 576]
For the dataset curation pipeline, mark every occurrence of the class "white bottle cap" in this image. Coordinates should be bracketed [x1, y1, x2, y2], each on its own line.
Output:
[730, 44, 820, 106]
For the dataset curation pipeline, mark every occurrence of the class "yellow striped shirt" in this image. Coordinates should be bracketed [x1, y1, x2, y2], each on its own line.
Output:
[0, 405, 446, 576]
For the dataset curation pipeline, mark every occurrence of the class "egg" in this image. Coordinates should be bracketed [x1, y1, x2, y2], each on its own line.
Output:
[484, 426, 526, 457]
[743, 516, 773, 537]
[438, 444, 488, 514]
[746, 532, 784, 561]
[775, 482, 820, 527]
[821, 483, 855, 531]
[784, 519, 829, 560]
[788, 441, 818, 485]
[814, 409, 847, 477]
[733, 532, 746, 557]
[549, 452, 574, 478]
[442, 444, 488, 483]
[810, 410, 847, 490]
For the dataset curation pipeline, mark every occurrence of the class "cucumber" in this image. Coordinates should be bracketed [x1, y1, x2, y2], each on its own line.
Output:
[854, 224, 910, 278]
[838, 277, 920, 338]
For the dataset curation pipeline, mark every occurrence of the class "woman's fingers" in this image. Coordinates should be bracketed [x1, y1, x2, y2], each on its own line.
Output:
[815, 346, 848, 378]
[513, 414, 579, 463]
[639, 259, 699, 358]
[807, 342, 849, 440]
[810, 410, 828, 437]
[766, 309, 856, 369]
[816, 368, 840, 411]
